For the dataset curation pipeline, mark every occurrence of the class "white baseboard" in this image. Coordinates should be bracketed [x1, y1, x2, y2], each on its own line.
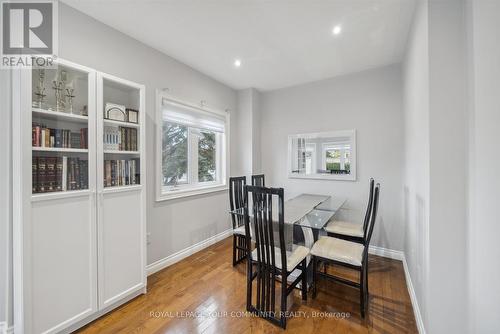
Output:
[146, 228, 233, 276]
[401, 253, 426, 334]
[0, 324, 14, 334]
[369, 245, 425, 334]
[368, 245, 404, 260]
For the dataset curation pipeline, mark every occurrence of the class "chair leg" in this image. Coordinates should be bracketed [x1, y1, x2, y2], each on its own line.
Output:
[366, 257, 369, 297]
[281, 277, 287, 329]
[360, 267, 365, 318]
[232, 235, 237, 266]
[246, 257, 253, 311]
[301, 259, 307, 301]
[312, 257, 317, 299]
[364, 264, 369, 306]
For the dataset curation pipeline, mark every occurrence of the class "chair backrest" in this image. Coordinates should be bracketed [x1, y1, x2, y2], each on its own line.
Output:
[363, 184, 380, 259]
[229, 176, 246, 229]
[251, 174, 265, 187]
[244, 185, 287, 272]
[362, 178, 375, 240]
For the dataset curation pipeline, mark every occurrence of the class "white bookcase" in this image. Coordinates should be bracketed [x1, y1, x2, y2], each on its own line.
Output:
[13, 59, 146, 334]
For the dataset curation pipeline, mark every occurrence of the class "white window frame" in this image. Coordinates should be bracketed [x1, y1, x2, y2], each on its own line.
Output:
[305, 143, 317, 174]
[156, 91, 229, 201]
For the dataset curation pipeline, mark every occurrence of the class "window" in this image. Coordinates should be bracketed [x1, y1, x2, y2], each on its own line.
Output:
[322, 142, 351, 174]
[157, 94, 228, 200]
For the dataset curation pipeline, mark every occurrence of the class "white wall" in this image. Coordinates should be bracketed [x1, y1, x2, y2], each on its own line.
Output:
[0, 69, 13, 328]
[57, 3, 237, 267]
[467, 0, 500, 332]
[233, 88, 261, 177]
[427, 0, 468, 332]
[260, 64, 405, 251]
[403, 0, 469, 332]
[402, 0, 430, 329]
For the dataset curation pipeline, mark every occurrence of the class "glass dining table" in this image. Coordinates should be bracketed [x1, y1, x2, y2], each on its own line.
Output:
[229, 193, 347, 285]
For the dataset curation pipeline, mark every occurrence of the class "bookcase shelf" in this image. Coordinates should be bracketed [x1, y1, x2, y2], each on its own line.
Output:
[32, 147, 89, 153]
[31, 189, 90, 202]
[103, 118, 139, 128]
[33, 107, 89, 124]
[103, 184, 142, 194]
[103, 150, 139, 155]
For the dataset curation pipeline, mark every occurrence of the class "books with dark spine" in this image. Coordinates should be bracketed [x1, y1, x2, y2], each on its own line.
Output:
[55, 129, 62, 148]
[70, 132, 81, 149]
[55, 157, 63, 191]
[32, 157, 38, 193]
[80, 160, 88, 189]
[38, 157, 46, 192]
[74, 158, 81, 190]
[45, 157, 57, 192]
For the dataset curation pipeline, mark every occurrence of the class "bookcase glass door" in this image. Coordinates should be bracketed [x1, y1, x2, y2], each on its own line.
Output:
[101, 78, 141, 188]
[31, 64, 90, 195]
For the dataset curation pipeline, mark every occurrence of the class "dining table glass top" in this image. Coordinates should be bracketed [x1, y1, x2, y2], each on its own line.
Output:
[229, 193, 346, 230]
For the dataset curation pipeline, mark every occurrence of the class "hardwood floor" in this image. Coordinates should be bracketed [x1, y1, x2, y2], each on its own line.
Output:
[76, 237, 417, 333]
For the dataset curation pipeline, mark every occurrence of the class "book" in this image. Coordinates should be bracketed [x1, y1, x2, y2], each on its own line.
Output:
[62, 156, 67, 191]
[79, 160, 88, 189]
[37, 157, 46, 192]
[70, 132, 81, 149]
[55, 157, 63, 191]
[45, 157, 57, 192]
[32, 157, 38, 193]
[55, 129, 62, 148]
[45, 128, 50, 147]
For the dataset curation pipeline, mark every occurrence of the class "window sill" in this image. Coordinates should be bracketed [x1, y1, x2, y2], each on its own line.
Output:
[156, 184, 228, 201]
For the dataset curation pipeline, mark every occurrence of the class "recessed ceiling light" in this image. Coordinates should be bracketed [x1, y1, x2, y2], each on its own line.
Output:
[332, 25, 342, 35]
[234, 59, 241, 67]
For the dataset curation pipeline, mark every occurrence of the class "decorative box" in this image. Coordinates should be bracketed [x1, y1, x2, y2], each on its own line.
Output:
[105, 103, 127, 122]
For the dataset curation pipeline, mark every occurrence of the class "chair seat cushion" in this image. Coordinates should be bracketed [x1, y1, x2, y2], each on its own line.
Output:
[251, 245, 309, 272]
[324, 220, 364, 238]
[233, 225, 246, 235]
[311, 236, 364, 267]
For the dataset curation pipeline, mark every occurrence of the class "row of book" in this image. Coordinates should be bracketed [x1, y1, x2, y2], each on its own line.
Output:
[103, 126, 138, 151]
[32, 123, 88, 149]
[32, 156, 88, 193]
[104, 159, 140, 187]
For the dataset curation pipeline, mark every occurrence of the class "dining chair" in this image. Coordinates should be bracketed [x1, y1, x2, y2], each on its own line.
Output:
[229, 176, 248, 266]
[251, 174, 265, 187]
[311, 184, 380, 318]
[324, 178, 375, 244]
[244, 185, 309, 329]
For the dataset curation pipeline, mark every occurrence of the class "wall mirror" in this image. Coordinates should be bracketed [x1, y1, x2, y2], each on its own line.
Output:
[288, 130, 356, 181]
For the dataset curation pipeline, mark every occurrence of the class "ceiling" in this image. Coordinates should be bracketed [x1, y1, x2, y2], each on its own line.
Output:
[62, 0, 416, 91]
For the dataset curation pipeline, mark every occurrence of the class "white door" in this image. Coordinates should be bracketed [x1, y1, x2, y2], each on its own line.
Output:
[96, 73, 146, 309]
[98, 189, 145, 308]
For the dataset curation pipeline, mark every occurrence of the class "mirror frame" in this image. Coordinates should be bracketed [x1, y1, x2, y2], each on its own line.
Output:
[287, 129, 357, 181]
